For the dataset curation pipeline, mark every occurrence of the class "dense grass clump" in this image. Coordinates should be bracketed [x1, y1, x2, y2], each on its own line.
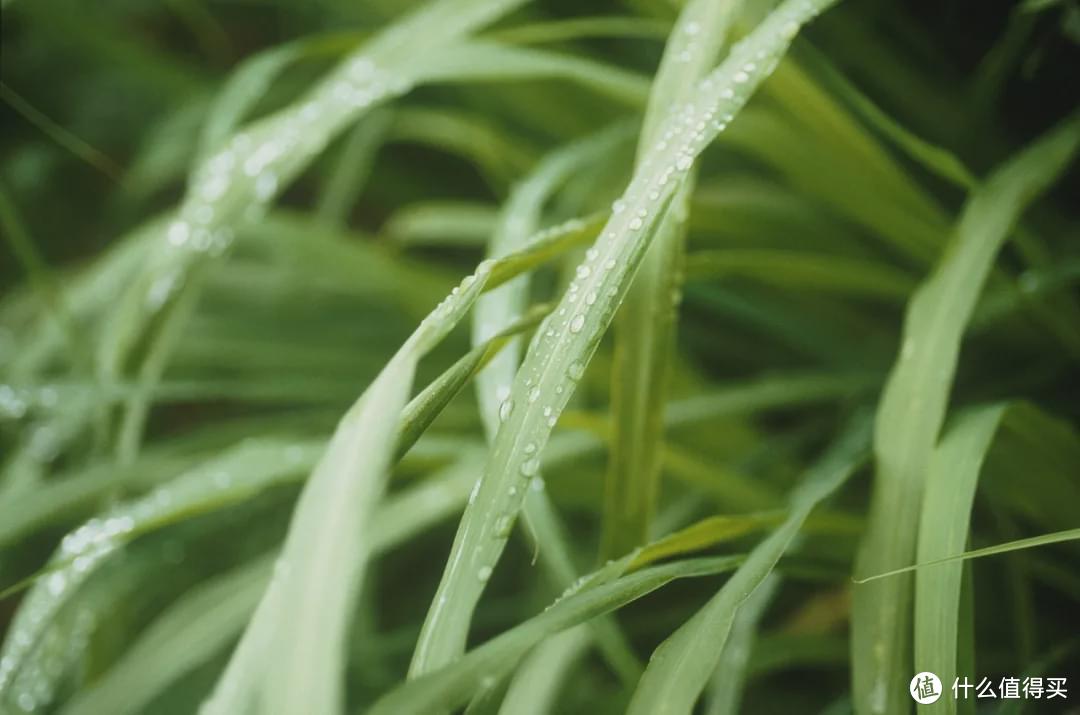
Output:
[1, 0, 1078, 713]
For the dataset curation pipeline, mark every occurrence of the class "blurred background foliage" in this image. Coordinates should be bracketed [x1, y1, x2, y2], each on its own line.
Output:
[1, 0, 1079, 713]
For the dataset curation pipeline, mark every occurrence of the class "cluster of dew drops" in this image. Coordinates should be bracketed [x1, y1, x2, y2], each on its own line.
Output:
[150, 54, 412, 312]
[0, 6, 825, 709]
[466, 4, 817, 588]
[0, 443, 311, 711]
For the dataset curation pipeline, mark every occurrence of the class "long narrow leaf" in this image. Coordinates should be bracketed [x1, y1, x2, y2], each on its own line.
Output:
[851, 114, 1080, 715]
[411, 0, 843, 675]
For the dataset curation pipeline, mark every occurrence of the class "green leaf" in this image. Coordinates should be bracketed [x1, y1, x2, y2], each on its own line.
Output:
[625, 414, 868, 715]
[852, 113, 1080, 715]
[202, 266, 489, 715]
[410, 0, 843, 676]
[450, 123, 639, 684]
[59, 456, 483, 715]
[372, 556, 744, 715]
[602, 0, 741, 561]
[914, 405, 1006, 715]
[705, 574, 778, 715]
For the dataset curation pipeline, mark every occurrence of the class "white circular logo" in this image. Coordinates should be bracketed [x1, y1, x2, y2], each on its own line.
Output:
[910, 672, 942, 704]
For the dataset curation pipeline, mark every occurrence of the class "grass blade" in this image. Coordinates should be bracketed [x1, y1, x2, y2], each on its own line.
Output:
[373, 556, 744, 715]
[855, 528, 1080, 584]
[496, 626, 590, 715]
[851, 114, 1080, 715]
[705, 574, 779, 715]
[625, 414, 869, 715]
[203, 264, 491, 715]
[913, 405, 1006, 715]
[602, 0, 740, 560]
[61, 455, 483, 715]
[410, 0, 842, 676]
[463, 125, 640, 684]
[99, 0, 530, 466]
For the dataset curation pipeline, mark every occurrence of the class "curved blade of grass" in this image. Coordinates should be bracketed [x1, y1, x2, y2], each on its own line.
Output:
[474, 125, 631, 442]
[61, 555, 274, 715]
[0, 300, 545, 561]
[851, 113, 1080, 715]
[384, 201, 500, 247]
[465, 124, 639, 684]
[99, 0, 530, 465]
[0, 439, 321, 710]
[626, 413, 869, 715]
[602, 0, 740, 561]
[61, 455, 483, 715]
[410, 42, 651, 106]
[315, 108, 391, 225]
[205, 259, 499, 715]
[201, 202, 614, 714]
[410, 0, 841, 676]
[855, 528, 1080, 583]
[388, 107, 535, 185]
[496, 625, 590, 715]
[373, 556, 744, 715]
[194, 30, 369, 167]
[705, 574, 778, 715]
[912, 404, 1006, 715]
[628, 511, 784, 570]
[0, 272, 547, 710]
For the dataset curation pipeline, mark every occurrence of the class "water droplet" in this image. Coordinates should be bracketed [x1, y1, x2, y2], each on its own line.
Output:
[676, 154, 693, 171]
[45, 573, 66, 597]
[576, 265, 591, 279]
[568, 362, 585, 380]
[0, 385, 28, 419]
[611, 199, 626, 214]
[585, 291, 597, 305]
[200, 175, 228, 201]
[477, 566, 492, 582]
[255, 172, 278, 200]
[527, 387, 541, 403]
[569, 315, 585, 333]
[521, 458, 539, 477]
[524, 442, 537, 454]
[901, 338, 915, 360]
[499, 399, 514, 422]
[166, 221, 189, 247]
[734, 71, 749, 83]
[684, 20, 701, 36]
